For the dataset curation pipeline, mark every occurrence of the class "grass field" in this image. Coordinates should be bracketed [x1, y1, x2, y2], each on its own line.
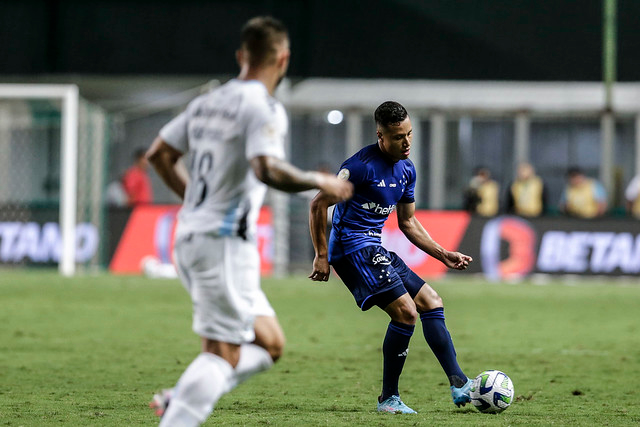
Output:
[1, 271, 639, 426]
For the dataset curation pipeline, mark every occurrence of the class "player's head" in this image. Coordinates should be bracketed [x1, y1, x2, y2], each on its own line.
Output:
[237, 16, 290, 81]
[375, 101, 412, 162]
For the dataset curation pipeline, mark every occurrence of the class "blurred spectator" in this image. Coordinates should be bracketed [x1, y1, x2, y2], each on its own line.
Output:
[463, 166, 499, 217]
[559, 166, 607, 218]
[105, 178, 128, 206]
[505, 162, 547, 217]
[624, 174, 640, 218]
[122, 148, 153, 205]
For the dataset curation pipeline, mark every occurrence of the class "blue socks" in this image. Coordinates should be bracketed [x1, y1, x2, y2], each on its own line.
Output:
[381, 320, 415, 400]
[420, 307, 467, 388]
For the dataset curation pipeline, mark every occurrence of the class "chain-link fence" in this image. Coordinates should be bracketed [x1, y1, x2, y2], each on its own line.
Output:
[0, 94, 108, 271]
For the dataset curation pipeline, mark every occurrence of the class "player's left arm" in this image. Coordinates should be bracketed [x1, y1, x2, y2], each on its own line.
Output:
[396, 202, 472, 270]
[146, 137, 187, 200]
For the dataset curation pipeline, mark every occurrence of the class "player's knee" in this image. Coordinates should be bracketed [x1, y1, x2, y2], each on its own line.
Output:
[430, 294, 444, 308]
[396, 303, 419, 325]
[415, 287, 443, 312]
[266, 334, 285, 362]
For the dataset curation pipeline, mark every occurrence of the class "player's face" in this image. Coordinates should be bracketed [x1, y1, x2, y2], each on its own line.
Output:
[377, 117, 413, 162]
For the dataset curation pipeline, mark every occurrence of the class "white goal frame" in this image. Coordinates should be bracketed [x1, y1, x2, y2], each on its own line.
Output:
[0, 84, 79, 276]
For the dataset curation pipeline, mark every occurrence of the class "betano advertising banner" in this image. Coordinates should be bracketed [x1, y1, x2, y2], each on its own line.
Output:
[456, 215, 640, 280]
[109, 205, 273, 275]
[0, 204, 99, 265]
[107, 206, 640, 279]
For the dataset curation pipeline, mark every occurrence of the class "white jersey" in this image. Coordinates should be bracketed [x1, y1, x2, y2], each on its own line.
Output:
[160, 79, 287, 240]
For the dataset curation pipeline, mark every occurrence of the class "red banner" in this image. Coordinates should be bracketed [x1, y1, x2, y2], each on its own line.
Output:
[382, 210, 471, 278]
[109, 205, 273, 275]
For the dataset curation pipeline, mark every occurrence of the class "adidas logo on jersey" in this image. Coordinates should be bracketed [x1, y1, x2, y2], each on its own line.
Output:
[360, 202, 396, 215]
[377, 180, 386, 187]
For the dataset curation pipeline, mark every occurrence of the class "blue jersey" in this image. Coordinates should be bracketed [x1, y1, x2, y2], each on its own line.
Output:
[328, 143, 416, 262]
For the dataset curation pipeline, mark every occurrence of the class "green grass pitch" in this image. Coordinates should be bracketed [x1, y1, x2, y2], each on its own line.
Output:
[1, 271, 639, 426]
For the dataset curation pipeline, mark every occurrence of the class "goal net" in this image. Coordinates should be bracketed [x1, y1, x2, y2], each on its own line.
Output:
[0, 85, 109, 275]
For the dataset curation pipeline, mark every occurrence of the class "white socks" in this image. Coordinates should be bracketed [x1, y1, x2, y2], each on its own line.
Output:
[226, 343, 274, 392]
[159, 353, 233, 427]
[158, 345, 274, 426]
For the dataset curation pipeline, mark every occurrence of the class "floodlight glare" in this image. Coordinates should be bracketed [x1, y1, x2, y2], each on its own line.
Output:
[327, 110, 344, 125]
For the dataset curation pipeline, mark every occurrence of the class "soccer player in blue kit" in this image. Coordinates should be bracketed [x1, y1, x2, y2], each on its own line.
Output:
[309, 101, 474, 414]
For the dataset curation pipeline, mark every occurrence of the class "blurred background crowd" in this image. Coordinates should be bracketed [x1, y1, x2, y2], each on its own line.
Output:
[2, 0, 640, 278]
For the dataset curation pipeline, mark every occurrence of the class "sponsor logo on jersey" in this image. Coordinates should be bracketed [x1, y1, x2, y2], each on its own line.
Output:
[389, 183, 397, 187]
[338, 168, 350, 180]
[367, 230, 382, 238]
[361, 201, 396, 215]
[377, 179, 386, 187]
[372, 253, 391, 265]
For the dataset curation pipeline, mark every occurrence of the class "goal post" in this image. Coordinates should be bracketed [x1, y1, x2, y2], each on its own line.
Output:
[0, 84, 107, 276]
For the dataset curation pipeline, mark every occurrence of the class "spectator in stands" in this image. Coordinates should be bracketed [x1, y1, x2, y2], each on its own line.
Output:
[463, 166, 499, 217]
[559, 166, 607, 218]
[505, 162, 547, 217]
[624, 174, 640, 218]
[122, 148, 153, 205]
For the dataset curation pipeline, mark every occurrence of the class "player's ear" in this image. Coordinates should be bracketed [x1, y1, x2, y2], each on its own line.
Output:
[277, 48, 290, 70]
[236, 49, 244, 67]
[376, 130, 383, 142]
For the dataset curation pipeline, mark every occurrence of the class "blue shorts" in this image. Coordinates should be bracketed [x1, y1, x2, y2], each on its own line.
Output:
[331, 245, 425, 311]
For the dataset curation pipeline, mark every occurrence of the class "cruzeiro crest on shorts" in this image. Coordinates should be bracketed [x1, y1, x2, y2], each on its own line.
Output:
[338, 168, 350, 180]
[372, 253, 391, 265]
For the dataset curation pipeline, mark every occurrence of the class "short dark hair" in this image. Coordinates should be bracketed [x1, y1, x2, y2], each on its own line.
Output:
[374, 101, 408, 128]
[473, 166, 490, 176]
[133, 148, 146, 160]
[567, 166, 583, 177]
[241, 16, 288, 68]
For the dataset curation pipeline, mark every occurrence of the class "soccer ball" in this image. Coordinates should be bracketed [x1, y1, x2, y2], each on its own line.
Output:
[470, 370, 514, 413]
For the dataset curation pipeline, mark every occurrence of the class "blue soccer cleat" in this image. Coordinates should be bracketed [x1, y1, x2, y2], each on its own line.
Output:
[451, 378, 473, 407]
[377, 395, 417, 414]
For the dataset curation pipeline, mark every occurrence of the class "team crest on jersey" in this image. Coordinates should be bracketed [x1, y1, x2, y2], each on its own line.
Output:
[261, 124, 277, 138]
[338, 168, 350, 180]
[372, 253, 391, 265]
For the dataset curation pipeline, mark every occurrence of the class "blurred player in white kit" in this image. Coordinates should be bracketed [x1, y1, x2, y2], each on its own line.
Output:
[145, 16, 353, 426]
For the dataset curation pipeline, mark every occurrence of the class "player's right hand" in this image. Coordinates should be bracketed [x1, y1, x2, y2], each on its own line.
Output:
[317, 173, 353, 202]
[309, 255, 331, 282]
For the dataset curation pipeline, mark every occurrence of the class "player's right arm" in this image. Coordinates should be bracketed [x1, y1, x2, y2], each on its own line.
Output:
[250, 156, 352, 198]
[148, 108, 191, 200]
[308, 191, 343, 282]
[146, 137, 187, 200]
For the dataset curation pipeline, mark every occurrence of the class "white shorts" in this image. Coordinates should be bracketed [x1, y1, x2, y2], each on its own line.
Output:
[173, 233, 275, 344]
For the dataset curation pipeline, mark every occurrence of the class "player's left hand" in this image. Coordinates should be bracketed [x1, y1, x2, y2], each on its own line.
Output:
[444, 251, 473, 270]
[309, 255, 331, 282]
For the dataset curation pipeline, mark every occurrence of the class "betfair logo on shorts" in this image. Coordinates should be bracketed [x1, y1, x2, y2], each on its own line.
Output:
[372, 253, 391, 265]
[361, 202, 396, 215]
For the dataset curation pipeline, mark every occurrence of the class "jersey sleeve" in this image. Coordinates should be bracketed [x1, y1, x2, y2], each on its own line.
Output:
[399, 161, 416, 203]
[159, 111, 189, 152]
[244, 101, 286, 161]
[337, 155, 369, 186]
